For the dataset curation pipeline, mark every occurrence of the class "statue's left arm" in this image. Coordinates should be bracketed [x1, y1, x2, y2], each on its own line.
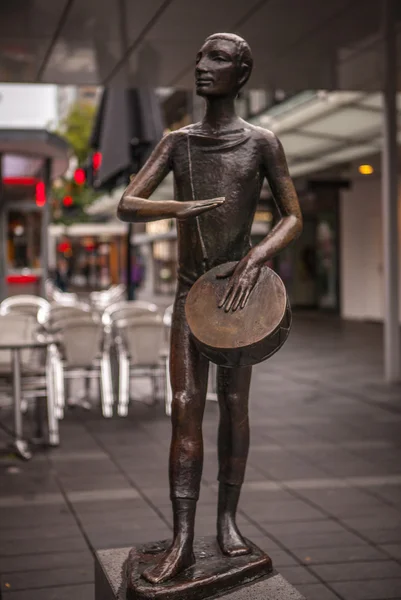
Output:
[218, 130, 303, 312]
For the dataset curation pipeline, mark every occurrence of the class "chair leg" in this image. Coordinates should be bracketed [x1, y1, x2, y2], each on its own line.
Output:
[46, 353, 60, 447]
[117, 352, 130, 417]
[206, 361, 218, 402]
[53, 349, 65, 420]
[100, 351, 114, 418]
[164, 353, 172, 417]
[33, 396, 44, 441]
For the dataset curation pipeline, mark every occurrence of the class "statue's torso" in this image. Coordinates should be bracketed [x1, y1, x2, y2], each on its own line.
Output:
[171, 123, 264, 284]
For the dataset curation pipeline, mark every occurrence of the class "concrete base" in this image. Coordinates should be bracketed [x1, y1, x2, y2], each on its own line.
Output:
[95, 546, 306, 600]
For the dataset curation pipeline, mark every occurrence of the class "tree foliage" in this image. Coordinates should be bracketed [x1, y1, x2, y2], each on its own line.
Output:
[58, 101, 96, 164]
[52, 100, 99, 224]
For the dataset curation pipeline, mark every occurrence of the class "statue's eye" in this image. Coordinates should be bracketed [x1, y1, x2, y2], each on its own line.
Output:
[211, 53, 231, 63]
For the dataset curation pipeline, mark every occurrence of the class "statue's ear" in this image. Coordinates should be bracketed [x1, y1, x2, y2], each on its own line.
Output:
[238, 63, 251, 89]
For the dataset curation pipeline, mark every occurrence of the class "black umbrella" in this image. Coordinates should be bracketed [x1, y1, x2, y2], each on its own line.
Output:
[89, 86, 165, 298]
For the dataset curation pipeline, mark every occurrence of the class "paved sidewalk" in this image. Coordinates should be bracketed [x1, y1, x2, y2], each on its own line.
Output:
[0, 314, 401, 600]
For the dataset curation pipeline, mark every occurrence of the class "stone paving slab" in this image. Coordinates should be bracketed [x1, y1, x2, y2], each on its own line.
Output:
[1, 315, 401, 600]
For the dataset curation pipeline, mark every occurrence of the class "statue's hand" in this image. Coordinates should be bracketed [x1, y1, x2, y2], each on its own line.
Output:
[176, 198, 225, 220]
[217, 254, 262, 312]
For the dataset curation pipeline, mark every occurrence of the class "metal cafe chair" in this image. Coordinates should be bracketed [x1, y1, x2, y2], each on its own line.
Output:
[39, 301, 92, 329]
[0, 313, 60, 454]
[102, 300, 159, 329]
[44, 279, 79, 306]
[115, 314, 166, 417]
[57, 316, 113, 418]
[38, 303, 95, 416]
[0, 294, 50, 318]
[0, 295, 53, 414]
[101, 300, 159, 414]
[90, 284, 126, 312]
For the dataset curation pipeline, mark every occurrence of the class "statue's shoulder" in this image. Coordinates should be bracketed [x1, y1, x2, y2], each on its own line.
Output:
[165, 123, 202, 140]
[240, 120, 279, 150]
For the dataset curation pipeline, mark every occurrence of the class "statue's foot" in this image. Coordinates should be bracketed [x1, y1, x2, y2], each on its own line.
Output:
[217, 517, 252, 557]
[142, 538, 195, 584]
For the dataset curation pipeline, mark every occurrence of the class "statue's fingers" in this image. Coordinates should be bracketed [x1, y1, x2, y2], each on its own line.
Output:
[231, 287, 244, 312]
[218, 282, 233, 308]
[240, 288, 251, 309]
[224, 284, 240, 312]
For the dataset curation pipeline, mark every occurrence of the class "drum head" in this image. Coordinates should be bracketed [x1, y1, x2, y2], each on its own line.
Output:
[185, 262, 291, 367]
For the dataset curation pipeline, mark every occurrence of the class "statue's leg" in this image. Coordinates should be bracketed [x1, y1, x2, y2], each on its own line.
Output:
[143, 283, 209, 584]
[217, 365, 252, 557]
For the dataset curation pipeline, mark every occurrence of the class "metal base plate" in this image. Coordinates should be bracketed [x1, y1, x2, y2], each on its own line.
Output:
[126, 537, 273, 600]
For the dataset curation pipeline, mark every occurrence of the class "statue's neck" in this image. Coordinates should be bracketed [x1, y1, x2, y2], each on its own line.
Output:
[202, 96, 240, 133]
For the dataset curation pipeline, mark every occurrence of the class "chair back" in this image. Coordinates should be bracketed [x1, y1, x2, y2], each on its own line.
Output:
[102, 300, 158, 327]
[59, 317, 102, 368]
[117, 315, 164, 366]
[162, 304, 174, 346]
[0, 314, 39, 368]
[0, 295, 50, 319]
[90, 284, 126, 310]
[42, 302, 92, 329]
[45, 279, 79, 306]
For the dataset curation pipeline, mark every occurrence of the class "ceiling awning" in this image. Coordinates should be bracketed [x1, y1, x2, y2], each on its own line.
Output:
[0, 129, 70, 179]
[251, 91, 401, 178]
[0, 1, 399, 90]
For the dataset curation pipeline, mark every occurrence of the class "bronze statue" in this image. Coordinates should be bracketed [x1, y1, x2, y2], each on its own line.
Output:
[118, 32, 302, 589]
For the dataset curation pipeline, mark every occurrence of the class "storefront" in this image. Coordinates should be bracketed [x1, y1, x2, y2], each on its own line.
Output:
[0, 130, 70, 300]
[49, 222, 127, 292]
[273, 184, 341, 313]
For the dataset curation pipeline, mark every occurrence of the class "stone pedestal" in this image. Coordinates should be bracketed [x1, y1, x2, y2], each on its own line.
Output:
[95, 543, 306, 600]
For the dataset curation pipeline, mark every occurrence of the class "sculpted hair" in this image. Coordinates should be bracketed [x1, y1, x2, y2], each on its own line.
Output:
[204, 33, 253, 87]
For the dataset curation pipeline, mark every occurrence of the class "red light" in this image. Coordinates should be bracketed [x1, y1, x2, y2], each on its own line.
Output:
[63, 195, 73, 207]
[74, 168, 86, 185]
[57, 242, 71, 253]
[35, 181, 46, 206]
[7, 275, 39, 284]
[3, 177, 38, 186]
[92, 152, 102, 171]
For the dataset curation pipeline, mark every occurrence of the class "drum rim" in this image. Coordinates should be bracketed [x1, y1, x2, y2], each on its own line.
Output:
[185, 262, 288, 351]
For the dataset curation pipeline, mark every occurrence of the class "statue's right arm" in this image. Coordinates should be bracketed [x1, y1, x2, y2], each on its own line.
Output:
[117, 133, 178, 223]
[117, 132, 224, 223]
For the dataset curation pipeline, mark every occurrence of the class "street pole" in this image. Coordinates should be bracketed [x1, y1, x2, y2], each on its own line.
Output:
[40, 158, 52, 298]
[381, 0, 400, 382]
[0, 153, 7, 302]
[0, 153, 6, 302]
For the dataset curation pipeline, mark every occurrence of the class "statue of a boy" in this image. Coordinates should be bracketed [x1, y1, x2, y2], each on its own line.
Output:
[118, 32, 302, 584]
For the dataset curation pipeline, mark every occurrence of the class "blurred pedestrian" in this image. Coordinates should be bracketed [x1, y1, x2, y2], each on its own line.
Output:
[55, 257, 69, 292]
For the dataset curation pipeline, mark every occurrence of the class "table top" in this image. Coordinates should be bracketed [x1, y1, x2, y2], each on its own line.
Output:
[0, 339, 58, 350]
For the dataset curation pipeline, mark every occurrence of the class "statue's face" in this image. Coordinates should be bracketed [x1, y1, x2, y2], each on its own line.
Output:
[195, 38, 241, 97]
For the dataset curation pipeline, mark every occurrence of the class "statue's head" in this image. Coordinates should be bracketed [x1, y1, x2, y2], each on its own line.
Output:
[195, 33, 253, 98]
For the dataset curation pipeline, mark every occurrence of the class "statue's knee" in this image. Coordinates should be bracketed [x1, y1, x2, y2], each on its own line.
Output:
[172, 390, 191, 413]
[225, 392, 242, 407]
[225, 392, 248, 416]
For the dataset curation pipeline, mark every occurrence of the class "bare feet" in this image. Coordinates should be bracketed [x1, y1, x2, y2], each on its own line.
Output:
[217, 516, 251, 557]
[142, 537, 195, 584]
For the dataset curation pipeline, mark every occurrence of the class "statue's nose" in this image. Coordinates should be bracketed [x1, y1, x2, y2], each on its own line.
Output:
[195, 61, 208, 75]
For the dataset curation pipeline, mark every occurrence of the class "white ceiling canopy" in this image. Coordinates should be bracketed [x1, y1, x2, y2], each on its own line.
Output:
[252, 91, 401, 178]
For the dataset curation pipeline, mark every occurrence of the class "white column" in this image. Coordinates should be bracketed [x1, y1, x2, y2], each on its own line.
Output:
[381, 0, 400, 382]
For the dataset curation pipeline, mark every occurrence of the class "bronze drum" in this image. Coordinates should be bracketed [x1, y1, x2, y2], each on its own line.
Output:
[185, 262, 292, 368]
